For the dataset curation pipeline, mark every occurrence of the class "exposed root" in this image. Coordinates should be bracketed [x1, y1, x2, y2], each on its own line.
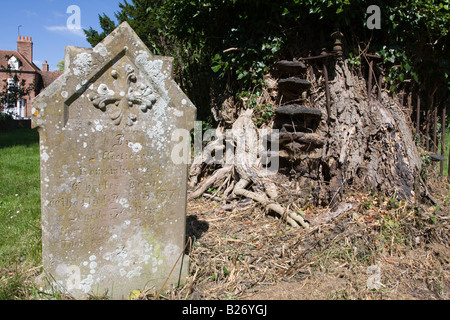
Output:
[188, 109, 310, 228]
[233, 178, 309, 228]
[188, 165, 233, 201]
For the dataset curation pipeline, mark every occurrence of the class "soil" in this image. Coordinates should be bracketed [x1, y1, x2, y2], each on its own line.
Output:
[152, 172, 450, 300]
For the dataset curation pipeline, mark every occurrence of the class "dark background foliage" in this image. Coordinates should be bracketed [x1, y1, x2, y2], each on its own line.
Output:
[84, 0, 449, 123]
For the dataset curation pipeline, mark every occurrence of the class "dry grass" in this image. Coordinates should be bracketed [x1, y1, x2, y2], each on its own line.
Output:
[140, 179, 450, 300]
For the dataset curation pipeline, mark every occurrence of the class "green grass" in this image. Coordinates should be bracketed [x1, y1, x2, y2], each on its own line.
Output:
[438, 128, 450, 176]
[438, 127, 450, 176]
[0, 128, 41, 298]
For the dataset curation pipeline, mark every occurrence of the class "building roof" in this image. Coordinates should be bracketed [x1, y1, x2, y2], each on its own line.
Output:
[39, 70, 62, 87]
[0, 50, 40, 73]
[1, 50, 62, 86]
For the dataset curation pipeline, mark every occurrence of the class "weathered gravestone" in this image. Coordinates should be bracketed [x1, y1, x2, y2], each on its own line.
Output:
[32, 22, 196, 299]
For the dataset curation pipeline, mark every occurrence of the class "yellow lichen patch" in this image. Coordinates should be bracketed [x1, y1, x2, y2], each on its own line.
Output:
[128, 289, 141, 300]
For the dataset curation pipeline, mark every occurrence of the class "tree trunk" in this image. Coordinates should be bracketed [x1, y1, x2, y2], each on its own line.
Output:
[321, 59, 421, 204]
[188, 58, 423, 227]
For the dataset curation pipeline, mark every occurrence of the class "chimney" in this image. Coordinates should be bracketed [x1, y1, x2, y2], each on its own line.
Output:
[17, 36, 33, 62]
[42, 61, 49, 72]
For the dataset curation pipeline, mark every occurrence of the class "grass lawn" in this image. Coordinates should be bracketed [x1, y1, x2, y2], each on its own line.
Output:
[422, 127, 450, 177]
[0, 128, 41, 299]
[439, 127, 450, 176]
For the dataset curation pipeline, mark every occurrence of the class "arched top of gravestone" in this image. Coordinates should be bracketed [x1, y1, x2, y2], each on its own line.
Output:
[31, 21, 196, 132]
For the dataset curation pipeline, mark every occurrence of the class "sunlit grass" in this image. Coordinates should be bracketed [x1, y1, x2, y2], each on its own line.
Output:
[0, 128, 41, 299]
[438, 128, 450, 176]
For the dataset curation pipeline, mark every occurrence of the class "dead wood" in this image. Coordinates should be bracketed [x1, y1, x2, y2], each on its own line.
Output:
[188, 108, 310, 227]
[188, 165, 233, 201]
[189, 127, 225, 188]
[188, 58, 426, 228]
[319, 59, 421, 203]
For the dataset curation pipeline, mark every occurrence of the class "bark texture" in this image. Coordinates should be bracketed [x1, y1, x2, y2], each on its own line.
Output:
[189, 58, 422, 227]
[321, 59, 421, 204]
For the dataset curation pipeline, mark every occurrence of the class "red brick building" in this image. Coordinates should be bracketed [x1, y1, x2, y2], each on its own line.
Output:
[0, 36, 62, 119]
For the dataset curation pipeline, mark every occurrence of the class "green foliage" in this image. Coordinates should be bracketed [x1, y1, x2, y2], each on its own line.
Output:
[377, 47, 418, 92]
[85, 0, 450, 121]
[376, 1, 450, 96]
[236, 90, 273, 126]
[348, 51, 361, 67]
[84, 13, 118, 47]
[56, 61, 65, 72]
[211, 35, 282, 88]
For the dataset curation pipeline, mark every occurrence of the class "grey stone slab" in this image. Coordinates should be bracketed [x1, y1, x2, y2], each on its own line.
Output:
[31, 22, 196, 299]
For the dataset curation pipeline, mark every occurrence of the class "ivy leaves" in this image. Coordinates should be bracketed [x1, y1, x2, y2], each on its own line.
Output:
[85, 0, 450, 121]
[380, 1, 450, 92]
[211, 35, 282, 87]
[377, 47, 419, 92]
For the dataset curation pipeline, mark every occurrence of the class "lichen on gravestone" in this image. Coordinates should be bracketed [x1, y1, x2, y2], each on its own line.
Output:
[32, 22, 196, 299]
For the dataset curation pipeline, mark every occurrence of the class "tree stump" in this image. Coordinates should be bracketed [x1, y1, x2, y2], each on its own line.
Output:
[188, 58, 422, 227]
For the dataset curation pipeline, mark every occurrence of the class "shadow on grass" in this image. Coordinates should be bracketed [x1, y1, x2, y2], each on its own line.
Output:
[0, 128, 39, 149]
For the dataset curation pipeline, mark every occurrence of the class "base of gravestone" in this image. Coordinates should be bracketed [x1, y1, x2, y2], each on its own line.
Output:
[34, 254, 189, 299]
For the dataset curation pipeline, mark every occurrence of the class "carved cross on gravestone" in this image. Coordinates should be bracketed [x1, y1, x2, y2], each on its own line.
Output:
[32, 22, 196, 299]
[88, 63, 158, 126]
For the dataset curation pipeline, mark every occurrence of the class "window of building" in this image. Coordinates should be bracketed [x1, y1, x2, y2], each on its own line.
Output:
[7, 78, 16, 90]
[5, 78, 20, 111]
[8, 56, 20, 70]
